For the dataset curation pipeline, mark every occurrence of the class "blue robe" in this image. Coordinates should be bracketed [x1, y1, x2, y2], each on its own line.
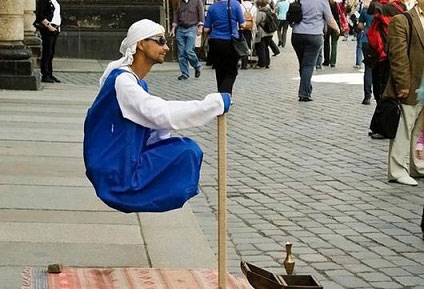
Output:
[83, 69, 203, 213]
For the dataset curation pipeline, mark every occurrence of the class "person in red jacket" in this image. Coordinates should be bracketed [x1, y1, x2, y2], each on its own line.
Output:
[366, 0, 406, 104]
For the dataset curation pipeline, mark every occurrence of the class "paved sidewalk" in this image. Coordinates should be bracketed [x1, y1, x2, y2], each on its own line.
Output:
[1, 34, 424, 289]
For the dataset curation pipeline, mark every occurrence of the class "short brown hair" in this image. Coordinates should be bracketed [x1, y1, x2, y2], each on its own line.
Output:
[257, 0, 268, 8]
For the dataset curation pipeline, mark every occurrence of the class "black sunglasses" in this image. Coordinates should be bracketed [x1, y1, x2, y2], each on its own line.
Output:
[146, 36, 167, 46]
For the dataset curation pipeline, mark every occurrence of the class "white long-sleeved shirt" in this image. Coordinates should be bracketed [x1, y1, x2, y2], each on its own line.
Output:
[114, 67, 225, 131]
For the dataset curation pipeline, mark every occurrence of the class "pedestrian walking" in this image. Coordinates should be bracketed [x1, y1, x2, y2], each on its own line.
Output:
[204, 0, 245, 94]
[275, 0, 290, 47]
[352, 0, 363, 68]
[267, 1, 281, 56]
[34, 0, 62, 83]
[357, 0, 374, 104]
[170, 0, 204, 80]
[291, 0, 340, 102]
[240, 0, 257, 69]
[255, 0, 276, 68]
[366, 0, 406, 104]
[83, 19, 231, 213]
[385, 0, 424, 186]
[316, 24, 328, 70]
[323, 0, 343, 68]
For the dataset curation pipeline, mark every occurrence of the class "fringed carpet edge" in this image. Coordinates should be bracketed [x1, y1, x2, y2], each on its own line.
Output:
[21, 267, 253, 289]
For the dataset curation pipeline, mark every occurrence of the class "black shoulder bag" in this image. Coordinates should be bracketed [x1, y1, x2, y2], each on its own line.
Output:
[369, 13, 413, 139]
[227, 0, 249, 58]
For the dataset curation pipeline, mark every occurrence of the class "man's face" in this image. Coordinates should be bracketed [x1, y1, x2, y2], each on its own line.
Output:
[141, 34, 169, 64]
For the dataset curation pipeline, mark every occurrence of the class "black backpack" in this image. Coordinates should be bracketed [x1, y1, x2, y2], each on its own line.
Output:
[286, 0, 302, 25]
[261, 10, 278, 33]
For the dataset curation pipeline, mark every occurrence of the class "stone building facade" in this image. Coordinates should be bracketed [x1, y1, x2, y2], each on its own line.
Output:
[0, 0, 39, 90]
[56, 0, 179, 59]
[0, 0, 181, 90]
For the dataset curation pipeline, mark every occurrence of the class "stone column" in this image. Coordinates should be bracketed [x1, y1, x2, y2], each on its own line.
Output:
[0, 0, 39, 90]
[23, 0, 41, 66]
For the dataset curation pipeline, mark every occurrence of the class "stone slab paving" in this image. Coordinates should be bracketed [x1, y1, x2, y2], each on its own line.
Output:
[23, 36, 424, 288]
[0, 84, 215, 288]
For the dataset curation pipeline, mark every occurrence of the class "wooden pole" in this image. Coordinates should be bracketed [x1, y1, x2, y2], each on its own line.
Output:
[217, 115, 227, 289]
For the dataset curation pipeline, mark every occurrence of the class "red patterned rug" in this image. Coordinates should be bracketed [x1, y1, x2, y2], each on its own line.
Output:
[22, 267, 253, 289]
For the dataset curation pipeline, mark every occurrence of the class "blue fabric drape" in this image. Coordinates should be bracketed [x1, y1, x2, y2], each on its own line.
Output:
[83, 69, 203, 213]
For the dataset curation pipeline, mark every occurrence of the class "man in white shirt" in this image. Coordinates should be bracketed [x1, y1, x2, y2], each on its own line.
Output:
[83, 19, 231, 213]
[34, 0, 62, 83]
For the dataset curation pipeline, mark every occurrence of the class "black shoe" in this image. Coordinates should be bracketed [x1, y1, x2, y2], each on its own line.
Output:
[51, 75, 61, 83]
[369, 132, 386, 139]
[322, 62, 329, 66]
[265, 65, 270, 69]
[316, 65, 322, 70]
[240, 66, 248, 70]
[177, 75, 189, 80]
[41, 76, 55, 83]
[362, 97, 371, 105]
[299, 97, 313, 102]
[272, 52, 280, 57]
[330, 64, 336, 68]
[195, 69, 201, 78]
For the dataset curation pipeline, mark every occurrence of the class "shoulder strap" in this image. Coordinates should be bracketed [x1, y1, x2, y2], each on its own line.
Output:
[403, 12, 413, 56]
[227, 0, 233, 36]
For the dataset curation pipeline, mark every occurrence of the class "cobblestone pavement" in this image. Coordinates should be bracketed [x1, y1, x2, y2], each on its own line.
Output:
[56, 38, 424, 289]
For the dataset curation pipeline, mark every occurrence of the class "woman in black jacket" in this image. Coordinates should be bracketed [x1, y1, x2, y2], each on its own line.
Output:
[34, 0, 62, 83]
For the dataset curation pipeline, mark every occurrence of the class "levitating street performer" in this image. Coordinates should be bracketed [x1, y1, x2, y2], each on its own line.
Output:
[83, 19, 231, 213]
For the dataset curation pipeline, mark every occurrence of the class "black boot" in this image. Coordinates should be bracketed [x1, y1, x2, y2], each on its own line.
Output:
[41, 76, 54, 83]
[362, 96, 371, 105]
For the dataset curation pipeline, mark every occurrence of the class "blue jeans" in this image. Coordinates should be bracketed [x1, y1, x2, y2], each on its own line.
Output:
[291, 33, 322, 98]
[355, 32, 363, 66]
[316, 48, 322, 66]
[361, 42, 373, 98]
[176, 26, 201, 77]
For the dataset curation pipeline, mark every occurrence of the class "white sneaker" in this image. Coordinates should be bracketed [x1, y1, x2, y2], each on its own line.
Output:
[394, 175, 418, 186]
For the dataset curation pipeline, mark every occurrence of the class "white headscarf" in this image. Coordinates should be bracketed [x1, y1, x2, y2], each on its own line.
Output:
[99, 19, 165, 87]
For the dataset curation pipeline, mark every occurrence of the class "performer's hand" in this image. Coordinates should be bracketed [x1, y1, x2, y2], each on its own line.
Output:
[397, 89, 409, 98]
[416, 149, 424, 160]
[221, 93, 231, 113]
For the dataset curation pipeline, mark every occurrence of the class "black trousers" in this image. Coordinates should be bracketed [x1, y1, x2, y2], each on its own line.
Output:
[255, 36, 272, 67]
[323, 27, 339, 65]
[208, 38, 239, 94]
[372, 59, 390, 103]
[40, 28, 59, 78]
[240, 30, 253, 68]
[268, 39, 279, 55]
[278, 20, 289, 47]
[421, 206, 424, 234]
